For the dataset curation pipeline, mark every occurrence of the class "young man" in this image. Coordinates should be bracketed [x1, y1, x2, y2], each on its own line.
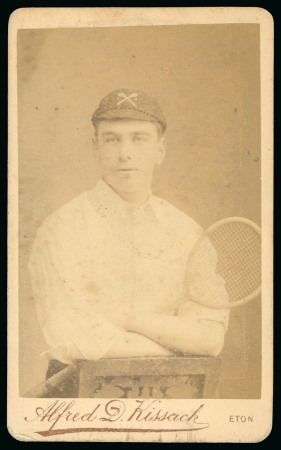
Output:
[28, 89, 229, 380]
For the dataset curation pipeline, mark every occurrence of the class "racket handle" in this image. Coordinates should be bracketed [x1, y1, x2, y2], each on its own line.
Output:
[22, 362, 78, 398]
[162, 289, 260, 312]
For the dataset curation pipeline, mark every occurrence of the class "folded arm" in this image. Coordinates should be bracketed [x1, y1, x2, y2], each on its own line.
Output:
[124, 310, 226, 357]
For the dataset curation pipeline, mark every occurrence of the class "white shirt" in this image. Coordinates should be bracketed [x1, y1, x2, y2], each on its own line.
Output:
[28, 179, 229, 363]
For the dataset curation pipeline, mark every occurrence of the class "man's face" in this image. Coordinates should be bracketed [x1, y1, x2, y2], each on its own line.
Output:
[95, 120, 165, 198]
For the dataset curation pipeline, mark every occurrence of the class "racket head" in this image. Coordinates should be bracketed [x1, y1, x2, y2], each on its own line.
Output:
[185, 217, 261, 309]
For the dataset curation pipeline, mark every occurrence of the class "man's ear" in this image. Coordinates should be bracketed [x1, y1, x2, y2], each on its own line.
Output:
[156, 136, 166, 166]
[92, 136, 99, 158]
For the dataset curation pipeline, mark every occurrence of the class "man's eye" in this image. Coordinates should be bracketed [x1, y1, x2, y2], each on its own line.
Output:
[134, 136, 147, 142]
[104, 136, 119, 143]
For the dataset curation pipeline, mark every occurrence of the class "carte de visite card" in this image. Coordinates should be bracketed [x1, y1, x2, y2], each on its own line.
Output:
[8, 7, 273, 443]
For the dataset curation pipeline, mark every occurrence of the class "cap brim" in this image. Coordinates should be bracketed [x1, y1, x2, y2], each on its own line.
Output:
[93, 108, 160, 124]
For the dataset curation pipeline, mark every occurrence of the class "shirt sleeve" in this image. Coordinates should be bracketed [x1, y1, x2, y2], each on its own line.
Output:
[28, 214, 122, 364]
[178, 237, 229, 332]
[177, 301, 229, 332]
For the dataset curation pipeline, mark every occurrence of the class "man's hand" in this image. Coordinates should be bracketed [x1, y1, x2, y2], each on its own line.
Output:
[103, 331, 174, 359]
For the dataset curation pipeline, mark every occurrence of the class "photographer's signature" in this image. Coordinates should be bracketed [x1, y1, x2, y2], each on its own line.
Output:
[24, 400, 209, 436]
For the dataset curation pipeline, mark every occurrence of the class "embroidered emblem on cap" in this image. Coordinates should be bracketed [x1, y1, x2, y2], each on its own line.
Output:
[117, 92, 138, 107]
[92, 89, 167, 132]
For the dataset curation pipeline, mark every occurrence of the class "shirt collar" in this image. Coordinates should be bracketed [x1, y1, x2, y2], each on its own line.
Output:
[90, 178, 158, 223]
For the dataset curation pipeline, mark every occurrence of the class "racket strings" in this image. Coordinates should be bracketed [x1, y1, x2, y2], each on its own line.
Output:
[212, 223, 261, 299]
[188, 240, 228, 306]
[188, 222, 261, 305]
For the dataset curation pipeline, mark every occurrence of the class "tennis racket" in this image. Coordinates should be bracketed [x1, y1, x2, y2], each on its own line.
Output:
[163, 217, 261, 312]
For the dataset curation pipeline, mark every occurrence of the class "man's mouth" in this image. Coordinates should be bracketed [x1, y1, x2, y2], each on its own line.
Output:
[117, 168, 138, 172]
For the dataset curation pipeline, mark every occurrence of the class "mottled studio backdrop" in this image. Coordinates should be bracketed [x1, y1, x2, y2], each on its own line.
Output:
[18, 24, 261, 397]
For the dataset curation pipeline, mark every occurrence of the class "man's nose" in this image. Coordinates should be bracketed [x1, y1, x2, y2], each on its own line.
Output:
[118, 139, 133, 160]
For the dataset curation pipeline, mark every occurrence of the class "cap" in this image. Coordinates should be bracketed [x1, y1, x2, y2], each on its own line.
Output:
[91, 88, 167, 132]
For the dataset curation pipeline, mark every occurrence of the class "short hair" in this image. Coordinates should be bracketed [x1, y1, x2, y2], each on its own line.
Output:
[93, 119, 164, 138]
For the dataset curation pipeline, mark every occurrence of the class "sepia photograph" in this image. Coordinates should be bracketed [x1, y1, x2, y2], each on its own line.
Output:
[8, 7, 273, 443]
